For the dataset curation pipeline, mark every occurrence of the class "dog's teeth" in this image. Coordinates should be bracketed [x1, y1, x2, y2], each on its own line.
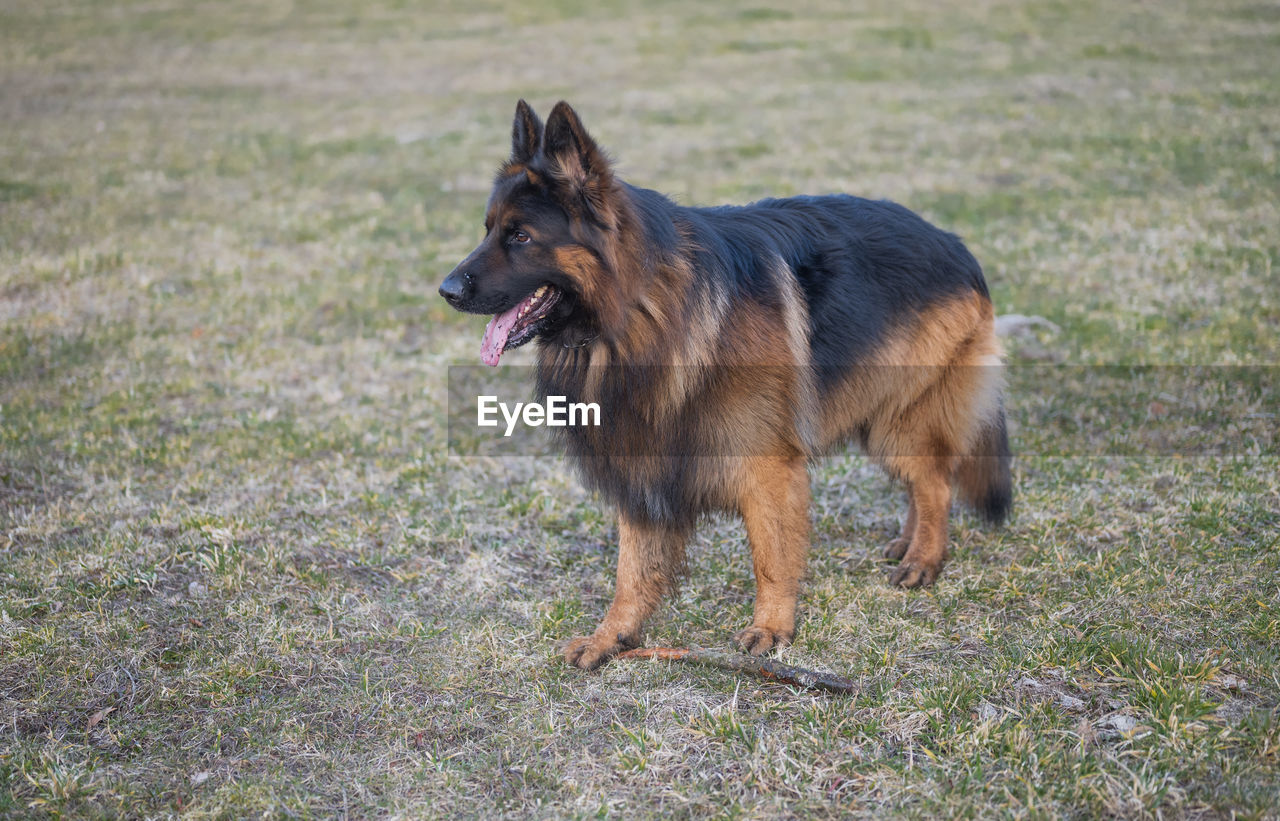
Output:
[535, 286, 547, 298]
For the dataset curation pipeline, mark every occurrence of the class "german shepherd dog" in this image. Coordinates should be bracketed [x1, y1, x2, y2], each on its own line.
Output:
[439, 101, 1011, 670]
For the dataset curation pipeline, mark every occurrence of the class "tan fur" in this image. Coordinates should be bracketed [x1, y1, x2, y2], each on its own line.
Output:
[564, 516, 690, 669]
[814, 291, 1004, 587]
[732, 454, 810, 653]
[553, 246, 626, 333]
[817, 292, 1001, 450]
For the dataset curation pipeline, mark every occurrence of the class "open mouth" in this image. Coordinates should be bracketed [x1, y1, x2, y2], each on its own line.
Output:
[480, 284, 563, 366]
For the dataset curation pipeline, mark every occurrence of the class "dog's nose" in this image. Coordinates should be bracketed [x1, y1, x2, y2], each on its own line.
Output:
[438, 271, 468, 306]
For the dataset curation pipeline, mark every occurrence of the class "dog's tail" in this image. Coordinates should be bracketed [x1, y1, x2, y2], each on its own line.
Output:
[955, 400, 1012, 525]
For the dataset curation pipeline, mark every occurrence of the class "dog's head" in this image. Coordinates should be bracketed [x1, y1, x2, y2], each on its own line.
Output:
[439, 101, 621, 366]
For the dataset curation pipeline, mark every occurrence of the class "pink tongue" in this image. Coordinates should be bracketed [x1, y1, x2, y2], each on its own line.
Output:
[480, 301, 526, 366]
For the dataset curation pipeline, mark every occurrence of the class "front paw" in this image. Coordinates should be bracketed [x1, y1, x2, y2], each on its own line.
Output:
[734, 625, 793, 655]
[563, 632, 633, 671]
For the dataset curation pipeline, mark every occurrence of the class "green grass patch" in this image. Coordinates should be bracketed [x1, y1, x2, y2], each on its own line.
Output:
[1, 0, 1277, 816]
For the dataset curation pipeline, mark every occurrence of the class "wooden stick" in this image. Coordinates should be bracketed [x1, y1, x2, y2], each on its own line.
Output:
[614, 647, 859, 694]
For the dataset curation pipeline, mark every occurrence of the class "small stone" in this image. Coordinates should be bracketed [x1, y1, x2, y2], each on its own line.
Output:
[1058, 694, 1086, 711]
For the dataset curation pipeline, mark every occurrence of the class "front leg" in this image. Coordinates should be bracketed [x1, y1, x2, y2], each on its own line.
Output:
[734, 455, 811, 655]
[564, 514, 688, 670]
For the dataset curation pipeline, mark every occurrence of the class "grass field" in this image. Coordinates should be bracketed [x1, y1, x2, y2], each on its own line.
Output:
[2, 0, 1278, 817]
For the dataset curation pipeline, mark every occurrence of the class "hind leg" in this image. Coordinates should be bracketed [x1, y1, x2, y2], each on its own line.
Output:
[865, 293, 1000, 586]
[886, 462, 952, 588]
[874, 396, 960, 588]
[734, 455, 810, 654]
[883, 491, 918, 561]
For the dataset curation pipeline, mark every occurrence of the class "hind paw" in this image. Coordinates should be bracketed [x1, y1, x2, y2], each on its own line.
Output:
[883, 536, 911, 561]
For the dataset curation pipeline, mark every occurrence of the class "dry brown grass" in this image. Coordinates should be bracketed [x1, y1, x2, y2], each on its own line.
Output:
[2, 0, 1278, 816]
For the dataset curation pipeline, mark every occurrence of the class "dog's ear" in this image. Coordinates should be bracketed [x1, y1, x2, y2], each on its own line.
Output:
[511, 99, 543, 165]
[542, 101, 615, 228]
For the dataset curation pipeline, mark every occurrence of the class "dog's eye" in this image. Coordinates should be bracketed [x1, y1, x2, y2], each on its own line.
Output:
[509, 230, 531, 245]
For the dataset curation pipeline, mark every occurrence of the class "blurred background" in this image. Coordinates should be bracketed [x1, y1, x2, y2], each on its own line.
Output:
[2, 1, 1277, 816]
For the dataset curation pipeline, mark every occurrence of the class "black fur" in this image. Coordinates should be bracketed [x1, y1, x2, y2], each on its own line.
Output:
[973, 406, 1014, 525]
[665, 192, 990, 389]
